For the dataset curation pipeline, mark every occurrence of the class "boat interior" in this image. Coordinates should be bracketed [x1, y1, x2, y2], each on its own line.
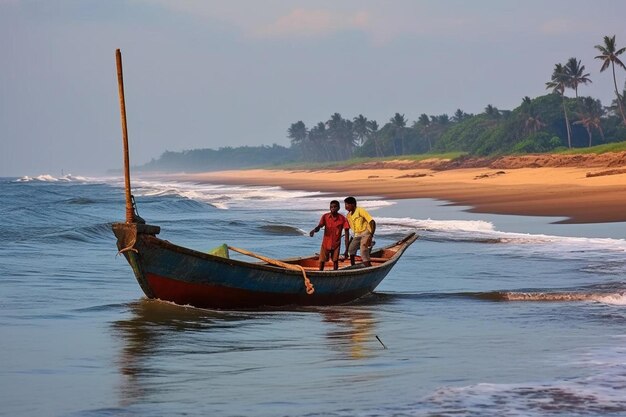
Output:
[286, 246, 401, 271]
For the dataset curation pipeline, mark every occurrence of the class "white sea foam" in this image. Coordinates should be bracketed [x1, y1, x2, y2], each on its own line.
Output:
[17, 174, 57, 182]
[95, 176, 626, 256]
[379, 216, 496, 233]
[423, 341, 626, 415]
[422, 342, 626, 416]
[130, 180, 324, 209]
[16, 173, 95, 183]
[376, 216, 626, 252]
[589, 292, 626, 305]
[117, 178, 396, 212]
[36, 174, 59, 182]
[500, 291, 626, 305]
[422, 378, 626, 417]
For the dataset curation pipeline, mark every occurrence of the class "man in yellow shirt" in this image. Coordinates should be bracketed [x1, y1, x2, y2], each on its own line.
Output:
[343, 196, 377, 267]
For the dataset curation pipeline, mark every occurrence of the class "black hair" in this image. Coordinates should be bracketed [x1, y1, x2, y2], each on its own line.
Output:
[330, 200, 340, 206]
[344, 196, 357, 205]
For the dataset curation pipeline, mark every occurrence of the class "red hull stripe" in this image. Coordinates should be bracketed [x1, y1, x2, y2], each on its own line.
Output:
[146, 273, 361, 308]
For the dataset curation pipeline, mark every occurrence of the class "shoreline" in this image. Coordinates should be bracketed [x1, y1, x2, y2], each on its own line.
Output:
[166, 164, 626, 224]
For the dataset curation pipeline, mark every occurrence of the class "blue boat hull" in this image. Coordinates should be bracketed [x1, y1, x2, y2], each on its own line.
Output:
[113, 223, 417, 309]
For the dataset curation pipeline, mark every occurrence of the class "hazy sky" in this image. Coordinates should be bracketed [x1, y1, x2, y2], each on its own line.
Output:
[2, 0, 625, 177]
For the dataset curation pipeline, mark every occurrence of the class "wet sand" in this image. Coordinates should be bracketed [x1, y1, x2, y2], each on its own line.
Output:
[171, 166, 626, 224]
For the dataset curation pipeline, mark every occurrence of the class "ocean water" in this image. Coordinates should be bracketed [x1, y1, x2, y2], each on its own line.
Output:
[2, 174, 626, 417]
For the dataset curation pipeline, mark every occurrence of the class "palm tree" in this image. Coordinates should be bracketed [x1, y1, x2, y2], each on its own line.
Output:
[287, 121, 308, 159]
[546, 63, 573, 148]
[287, 121, 307, 144]
[573, 97, 605, 147]
[366, 120, 383, 157]
[435, 114, 450, 125]
[390, 113, 407, 127]
[426, 115, 451, 150]
[326, 113, 344, 158]
[343, 118, 355, 158]
[352, 114, 369, 147]
[452, 109, 468, 122]
[326, 113, 355, 159]
[564, 57, 591, 97]
[484, 104, 501, 119]
[520, 96, 545, 134]
[414, 113, 432, 150]
[309, 122, 331, 161]
[609, 81, 626, 118]
[417, 113, 430, 126]
[389, 113, 407, 155]
[595, 35, 626, 124]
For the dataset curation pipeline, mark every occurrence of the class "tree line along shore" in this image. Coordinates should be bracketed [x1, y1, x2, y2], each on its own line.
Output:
[138, 35, 626, 173]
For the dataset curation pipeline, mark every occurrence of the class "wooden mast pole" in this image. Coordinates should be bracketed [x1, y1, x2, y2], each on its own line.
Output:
[115, 49, 134, 223]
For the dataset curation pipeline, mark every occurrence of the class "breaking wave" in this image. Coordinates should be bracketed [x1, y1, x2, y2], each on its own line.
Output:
[419, 379, 626, 417]
[16, 173, 92, 182]
[94, 176, 396, 212]
[386, 287, 626, 306]
[473, 290, 626, 305]
[376, 216, 626, 253]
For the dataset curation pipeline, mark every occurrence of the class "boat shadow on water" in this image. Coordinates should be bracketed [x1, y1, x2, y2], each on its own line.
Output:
[110, 298, 386, 406]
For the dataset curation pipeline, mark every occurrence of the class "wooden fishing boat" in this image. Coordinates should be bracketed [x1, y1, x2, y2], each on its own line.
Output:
[111, 49, 417, 309]
[113, 223, 417, 308]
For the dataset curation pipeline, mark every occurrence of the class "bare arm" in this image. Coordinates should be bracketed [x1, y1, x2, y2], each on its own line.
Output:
[309, 224, 321, 237]
[366, 220, 376, 246]
[310, 216, 325, 237]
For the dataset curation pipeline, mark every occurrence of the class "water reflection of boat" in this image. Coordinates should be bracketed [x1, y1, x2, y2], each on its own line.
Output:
[322, 308, 378, 359]
[112, 300, 386, 410]
[111, 300, 255, 405]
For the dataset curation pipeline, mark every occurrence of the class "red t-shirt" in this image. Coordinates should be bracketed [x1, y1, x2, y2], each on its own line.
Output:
[318, 213, 349, 251]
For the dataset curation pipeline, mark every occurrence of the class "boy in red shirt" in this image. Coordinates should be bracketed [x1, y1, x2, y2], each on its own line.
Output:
[309, 200, 350, 270]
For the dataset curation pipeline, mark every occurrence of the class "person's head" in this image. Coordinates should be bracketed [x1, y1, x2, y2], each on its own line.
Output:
[344, 196, 357, 212]
[329, 200, 340, 214]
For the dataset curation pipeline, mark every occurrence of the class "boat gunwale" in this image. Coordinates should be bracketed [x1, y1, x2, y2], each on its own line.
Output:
[136, 229, 418, 278]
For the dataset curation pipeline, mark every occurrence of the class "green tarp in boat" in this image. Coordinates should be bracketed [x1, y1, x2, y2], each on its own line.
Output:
[207, 243, 229, 259]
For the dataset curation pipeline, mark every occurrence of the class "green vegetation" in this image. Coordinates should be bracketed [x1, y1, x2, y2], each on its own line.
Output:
[556, 140, 626, 155]
[277, 152, 466, 170]
[138, 145, 298, 172]
[141, 35, 626, 172]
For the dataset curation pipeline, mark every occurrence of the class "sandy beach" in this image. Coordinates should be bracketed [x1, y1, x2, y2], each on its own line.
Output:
[170, 154, 626, 224]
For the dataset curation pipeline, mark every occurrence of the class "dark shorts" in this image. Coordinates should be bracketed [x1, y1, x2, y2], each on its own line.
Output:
[319, 245, 340, 262]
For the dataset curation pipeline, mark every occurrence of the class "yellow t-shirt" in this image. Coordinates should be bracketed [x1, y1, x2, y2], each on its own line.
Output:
[347, 206, 373, 235]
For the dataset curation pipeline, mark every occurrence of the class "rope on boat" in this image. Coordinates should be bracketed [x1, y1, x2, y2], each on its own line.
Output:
[117, 235, 138, 256]
[117, 246, 138, 255]
[227, 246, 315, 295]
